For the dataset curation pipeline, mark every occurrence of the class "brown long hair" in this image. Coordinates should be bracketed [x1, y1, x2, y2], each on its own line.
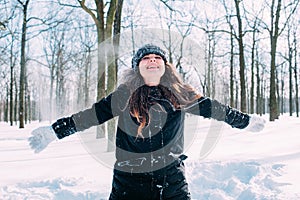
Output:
[119, 63, 201, 137]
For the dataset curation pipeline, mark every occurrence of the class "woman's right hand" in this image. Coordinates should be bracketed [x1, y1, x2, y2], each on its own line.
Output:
[28, 126, 58, 153]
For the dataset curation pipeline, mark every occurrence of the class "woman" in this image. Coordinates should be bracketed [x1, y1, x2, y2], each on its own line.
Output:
[29, 44, 265, 200]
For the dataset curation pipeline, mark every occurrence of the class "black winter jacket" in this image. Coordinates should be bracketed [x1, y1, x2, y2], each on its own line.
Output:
[56, 84, 249, 172]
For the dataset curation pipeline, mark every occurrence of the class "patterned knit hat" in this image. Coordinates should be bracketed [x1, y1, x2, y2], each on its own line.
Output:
[131, 44, 167, 71]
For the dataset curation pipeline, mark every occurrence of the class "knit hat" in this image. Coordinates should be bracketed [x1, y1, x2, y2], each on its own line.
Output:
[131, 44, 167, 71]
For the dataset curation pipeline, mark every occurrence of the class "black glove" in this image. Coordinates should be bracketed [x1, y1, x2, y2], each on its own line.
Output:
[51, 117, 77, 139]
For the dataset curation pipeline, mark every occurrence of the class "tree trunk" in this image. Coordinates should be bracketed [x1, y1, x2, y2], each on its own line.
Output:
[280, 64, 285, 114]
[230, 29, 234, 108]
[269, 0, 282, 121]
[106, 0, 123, 152]
[97, 1, 107, 139]
[14, 73, 18, 124]
[234, 0, 246, 112]
[294, 33, 299, 117]
[9, 40, 14, 126]
[250, 30, 257, 114]
[289, 47, 293, 116]
[79, 0, 122, 142]
[84, 48, 91, 107]
[18, 0, 30, 128]
[255, 49, 262, 115]
[5, 86, 9, 122]
[275, 64, 281, 114]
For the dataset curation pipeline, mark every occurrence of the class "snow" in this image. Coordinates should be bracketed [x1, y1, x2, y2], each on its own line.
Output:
[0, 114, 300, 200]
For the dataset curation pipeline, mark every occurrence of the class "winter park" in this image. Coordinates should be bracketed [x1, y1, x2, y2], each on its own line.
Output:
[1, 1, 300, 200]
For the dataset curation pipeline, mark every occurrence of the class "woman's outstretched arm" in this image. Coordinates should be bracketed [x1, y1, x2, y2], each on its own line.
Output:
[28, 84, 130, 153]
[185, 96, 265, 132]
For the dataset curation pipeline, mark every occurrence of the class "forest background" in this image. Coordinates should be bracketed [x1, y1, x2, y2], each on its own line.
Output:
[0, 0, 299, 151]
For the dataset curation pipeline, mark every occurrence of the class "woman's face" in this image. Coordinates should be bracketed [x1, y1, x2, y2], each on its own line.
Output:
[138, 54, 165, 86]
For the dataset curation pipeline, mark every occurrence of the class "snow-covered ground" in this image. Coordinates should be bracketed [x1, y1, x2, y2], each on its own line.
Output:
[0, 114, 299, 200]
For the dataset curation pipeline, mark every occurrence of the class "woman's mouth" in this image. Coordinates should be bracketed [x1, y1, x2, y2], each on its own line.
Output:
[146, 66, 159, 70]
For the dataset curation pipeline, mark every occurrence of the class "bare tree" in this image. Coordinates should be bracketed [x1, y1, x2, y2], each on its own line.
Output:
[229, 22, 235, 107]
[282, 11, 300, 117]
[9, 36, 18, 126]
[77, 0, 121, 140]
[75, 27, 96, 109]
[289, 8, 299, 117]
[204, 28, 218, 99]
[248, 18, 261, 114]
[287, 26, 294, 116]
[260, 0, 299, 121]
[1, 1, 16, 125]
[217, 0, 249, 112]
[57, 0, 123, 151]
[157, 1, 196, 79]
[293, 30, 299, 117]
[15, 0, 56, 126]
[256, 48, 262, 115]
[17, 0, 30, 128]
[106, 0, 124, 152]
[156, 1, 217, 97]
[42, 22, 77, 120]
[0, 21, 18, 126]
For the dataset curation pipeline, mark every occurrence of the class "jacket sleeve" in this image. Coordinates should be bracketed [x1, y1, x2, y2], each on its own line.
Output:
[185, 97, 250, 129]
[72, 84, 130, 132]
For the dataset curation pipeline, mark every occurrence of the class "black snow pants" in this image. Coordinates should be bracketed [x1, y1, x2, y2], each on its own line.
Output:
[108, 157, 191, 200]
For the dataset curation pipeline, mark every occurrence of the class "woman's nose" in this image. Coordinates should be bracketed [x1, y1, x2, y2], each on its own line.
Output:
[150, 57, 156, 62]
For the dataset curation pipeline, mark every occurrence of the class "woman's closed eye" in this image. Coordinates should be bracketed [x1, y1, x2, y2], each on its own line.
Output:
[142, 55, 162, 60]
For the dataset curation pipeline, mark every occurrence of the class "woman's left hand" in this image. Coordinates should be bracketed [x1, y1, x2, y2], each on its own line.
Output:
[245, 115, 266, 132]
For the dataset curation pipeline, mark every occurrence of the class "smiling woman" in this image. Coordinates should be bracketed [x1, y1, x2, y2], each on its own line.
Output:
[138, 54, 166, 86]
[28, 44, 266, 200]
